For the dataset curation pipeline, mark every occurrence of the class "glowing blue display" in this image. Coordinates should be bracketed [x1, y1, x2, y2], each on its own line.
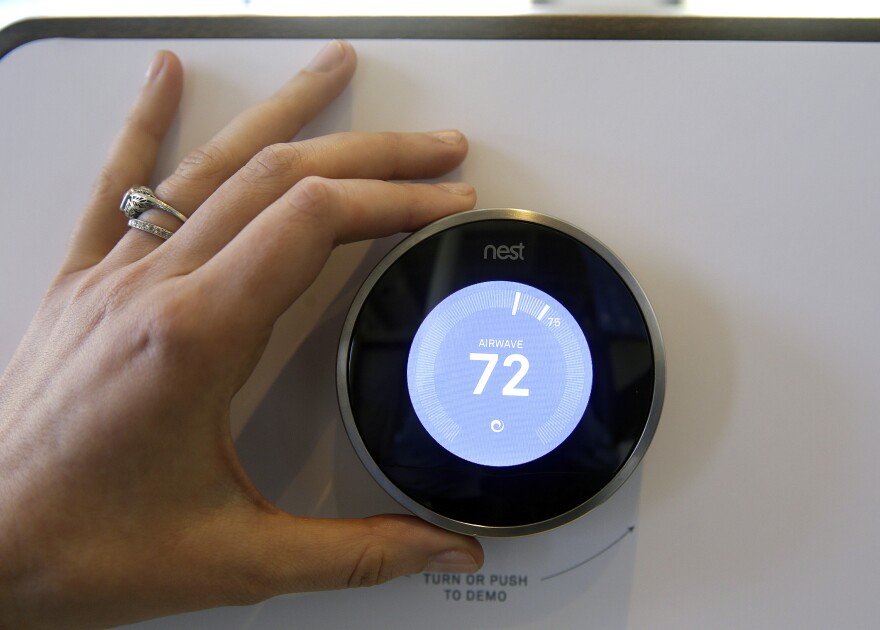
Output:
[407, 281, 593, 467]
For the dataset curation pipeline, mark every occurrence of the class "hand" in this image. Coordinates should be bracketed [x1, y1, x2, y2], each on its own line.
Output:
[0, 41, 483, 629]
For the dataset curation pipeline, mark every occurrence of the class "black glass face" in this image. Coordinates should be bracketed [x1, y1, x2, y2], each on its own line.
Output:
[344, 219, 655, 528]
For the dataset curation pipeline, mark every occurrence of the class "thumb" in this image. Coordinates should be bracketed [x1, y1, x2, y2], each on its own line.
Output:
[240, 512, 483, 597]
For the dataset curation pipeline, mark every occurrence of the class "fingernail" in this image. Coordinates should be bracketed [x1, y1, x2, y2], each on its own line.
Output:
[145, 51, 166, 82]
[437, 182, 475, 196]
[431, 130, 464, 145]
[307, 40, 347, 72]
[424, 550, 479, 573]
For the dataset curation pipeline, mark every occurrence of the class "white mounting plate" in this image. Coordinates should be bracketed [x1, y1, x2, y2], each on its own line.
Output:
[1, 30, 879, 629]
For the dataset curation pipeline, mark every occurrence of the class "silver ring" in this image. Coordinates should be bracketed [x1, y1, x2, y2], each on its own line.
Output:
[128, 218, 174, 241]
[120, 186, 187, 223]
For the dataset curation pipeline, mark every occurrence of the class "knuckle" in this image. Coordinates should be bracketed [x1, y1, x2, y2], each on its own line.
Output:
[60, 267, 221, 385]
[348, 544, 393, 589]
[142, 298, 188, 350]
[241, 143, 306, 186]
[89, 262, 142, 307]
[376, 130, 400, 145]
[125, 108, 164, 144]
[63, 264, 148, 339]
[282, 176, 334, 228]
[134, 287, 203, 361]
[384, 131, 408, 152]
[174, 143, 232, 182]
[377, 131, 404, 168]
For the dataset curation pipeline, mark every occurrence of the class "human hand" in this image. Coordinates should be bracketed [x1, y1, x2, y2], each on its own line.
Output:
[0, 41, 482, 629]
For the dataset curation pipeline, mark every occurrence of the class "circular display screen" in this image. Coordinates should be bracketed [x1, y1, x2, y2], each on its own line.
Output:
[407, 281, 592, 467]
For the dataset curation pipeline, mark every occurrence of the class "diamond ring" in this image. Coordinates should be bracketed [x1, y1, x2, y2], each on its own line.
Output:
[127, 218, 174, 241]
[119, 186, 187, 224]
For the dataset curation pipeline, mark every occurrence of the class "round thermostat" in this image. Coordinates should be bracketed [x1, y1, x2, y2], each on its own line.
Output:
[337, 209, 664, 536]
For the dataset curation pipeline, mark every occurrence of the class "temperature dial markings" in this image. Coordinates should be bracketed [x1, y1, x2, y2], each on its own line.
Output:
[537, 304, 550, 321]
[511, 290, 556, 324]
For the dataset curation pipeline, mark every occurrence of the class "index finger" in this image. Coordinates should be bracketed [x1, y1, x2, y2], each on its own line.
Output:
[192, 177, 477, 331]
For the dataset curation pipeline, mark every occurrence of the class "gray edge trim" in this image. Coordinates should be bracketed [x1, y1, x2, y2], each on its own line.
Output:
[4, 16, 880, 61]
[336, 208, 666, 537]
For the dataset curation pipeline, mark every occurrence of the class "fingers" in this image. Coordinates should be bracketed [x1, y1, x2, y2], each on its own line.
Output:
[61, 50, 183, 273]
[241, 513, 482, 596]
[162, 130, 469, 272]
[193, 177, 476, 330]
[107, 40, 357, 267]
[155, 40, 356, 217]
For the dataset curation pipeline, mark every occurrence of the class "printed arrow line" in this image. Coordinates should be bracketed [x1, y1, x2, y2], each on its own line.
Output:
[540, 526, 635, 581]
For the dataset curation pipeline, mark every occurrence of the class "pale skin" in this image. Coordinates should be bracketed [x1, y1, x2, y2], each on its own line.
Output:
[0, 41, 484, 629]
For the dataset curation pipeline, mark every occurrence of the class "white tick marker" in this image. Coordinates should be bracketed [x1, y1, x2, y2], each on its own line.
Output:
[537, 304, 550, 321]
[512, 291, 521, 315]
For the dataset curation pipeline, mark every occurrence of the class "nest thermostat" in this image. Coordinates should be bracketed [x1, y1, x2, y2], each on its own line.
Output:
[337, 209, 664, 536]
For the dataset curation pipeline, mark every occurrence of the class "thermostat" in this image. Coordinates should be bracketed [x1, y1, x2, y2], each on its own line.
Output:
[337, 209, 664, 536]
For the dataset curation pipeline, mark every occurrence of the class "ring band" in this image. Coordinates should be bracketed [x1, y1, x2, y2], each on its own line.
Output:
[128, 218, 174, 241]
[120, 186, 187, 223]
